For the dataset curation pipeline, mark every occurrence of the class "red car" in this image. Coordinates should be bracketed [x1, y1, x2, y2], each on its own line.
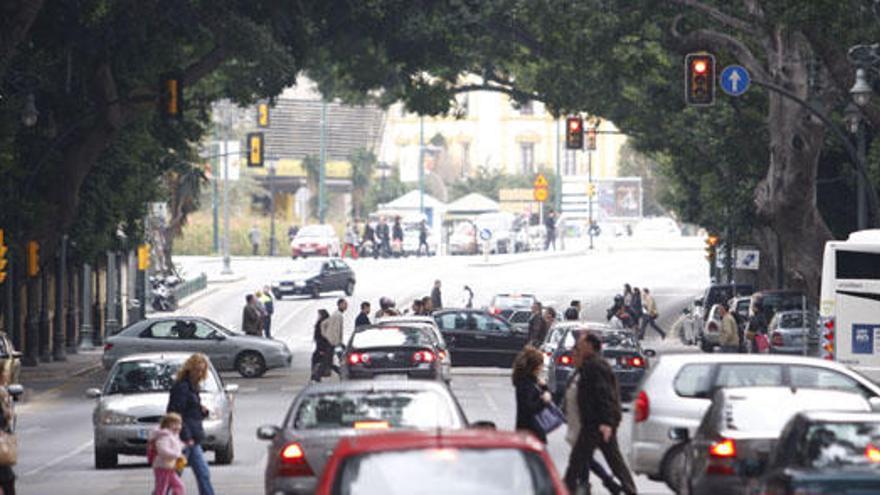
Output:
[290, 224, 340, 258]
[315, 429, 569, 495]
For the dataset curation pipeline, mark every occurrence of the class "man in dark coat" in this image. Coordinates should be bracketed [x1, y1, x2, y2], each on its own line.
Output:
[527, 301, 548, 346]
[376, 217, 391, 256]
[355, 301, 372, 328]
[431, 280, 443, 310]
[242, 294, 263, 336]
[563, 332, 637, 494]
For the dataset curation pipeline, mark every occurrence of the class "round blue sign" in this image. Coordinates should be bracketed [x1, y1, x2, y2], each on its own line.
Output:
[479, 228, 492, 241]
[720, 65, 750, 96]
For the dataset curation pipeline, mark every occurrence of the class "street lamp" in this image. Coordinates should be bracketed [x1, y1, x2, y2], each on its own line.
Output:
[851, 68, 873, 107]
[844, 102, 868, 230]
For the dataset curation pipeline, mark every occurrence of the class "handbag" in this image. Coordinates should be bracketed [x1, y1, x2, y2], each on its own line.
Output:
[533, 401, 566, 435]
[175, 455, 188, 475]
[0, 431, 18, 466]
[754, 333, 770, 353]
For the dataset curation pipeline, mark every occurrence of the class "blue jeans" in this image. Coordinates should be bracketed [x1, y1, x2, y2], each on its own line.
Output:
[185, 444, 215, 495]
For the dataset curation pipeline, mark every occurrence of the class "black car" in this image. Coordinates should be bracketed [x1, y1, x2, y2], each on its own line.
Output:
[754, 411, 880, 494]
[270, 257, 355, 299]
[433, 309, 529, 367]
[341, 325, 443, 380]
[546, 322, 654, 403]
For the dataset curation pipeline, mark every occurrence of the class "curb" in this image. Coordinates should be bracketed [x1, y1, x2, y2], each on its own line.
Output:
[467, 249, 587, 268]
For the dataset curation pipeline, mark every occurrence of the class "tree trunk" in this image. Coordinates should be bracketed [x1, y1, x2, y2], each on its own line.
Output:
[754, 29, 832, 299]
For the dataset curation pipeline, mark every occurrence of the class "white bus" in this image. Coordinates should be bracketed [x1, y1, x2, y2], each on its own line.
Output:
[820, 229, 880, 382]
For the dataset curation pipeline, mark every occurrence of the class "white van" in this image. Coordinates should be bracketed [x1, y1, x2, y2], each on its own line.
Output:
[474, 212, 516, 254]
[820, 229, 880, 382]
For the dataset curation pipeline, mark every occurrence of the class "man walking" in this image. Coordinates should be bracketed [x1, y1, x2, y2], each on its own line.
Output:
[248, 224, 261, 256]
[362, 221, 376, 258]
[376, 217, 391, 257]
[527, 301, 548, 347]
[564, 332, 637, 494]
[258, 286, 274, 338]
[418, 220, 430, 256]
[544, 211, 557, 251]
[342, 222, 359, 259]
[431, 280, 443, 310]
[315, 299, 347, 379]
[392, 216, 404, 256]
[639, 288, 665, 340]
[355, 301, 371, 328]
[719, 302, 739, 353]
[241, 295, 263, 336]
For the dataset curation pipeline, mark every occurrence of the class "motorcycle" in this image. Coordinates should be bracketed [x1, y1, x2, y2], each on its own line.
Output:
[150, 274, 180, 312]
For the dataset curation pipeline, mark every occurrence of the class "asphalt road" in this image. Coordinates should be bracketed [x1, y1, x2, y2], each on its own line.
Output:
[16, 244, 708, 494]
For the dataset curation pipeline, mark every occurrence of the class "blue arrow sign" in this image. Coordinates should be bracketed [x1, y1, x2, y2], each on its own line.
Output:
[479, 228, 492, 241]
[720, 65, 750, 96]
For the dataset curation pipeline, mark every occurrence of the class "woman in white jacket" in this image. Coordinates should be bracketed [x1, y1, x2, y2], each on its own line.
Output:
[150, 413, 186, 495]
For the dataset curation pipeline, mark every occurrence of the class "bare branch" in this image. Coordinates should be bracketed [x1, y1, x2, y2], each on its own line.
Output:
[183, 45, 227, 86]
[454, 83, 545, 104]
[670, 0, 758, 35]
[672, 18, 769, 82]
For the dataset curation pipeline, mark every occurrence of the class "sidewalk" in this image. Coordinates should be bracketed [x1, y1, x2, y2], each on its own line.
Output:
[20, 349, 103, 390]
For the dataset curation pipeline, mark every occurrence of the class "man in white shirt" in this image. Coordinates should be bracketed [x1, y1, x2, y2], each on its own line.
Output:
[322, 298, 347, 348]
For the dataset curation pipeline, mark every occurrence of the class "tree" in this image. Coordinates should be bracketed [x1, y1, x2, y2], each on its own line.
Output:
[348, 148, 376, 220]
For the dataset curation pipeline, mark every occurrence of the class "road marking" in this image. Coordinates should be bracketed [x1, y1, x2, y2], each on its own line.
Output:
[22, 439, 94, 477]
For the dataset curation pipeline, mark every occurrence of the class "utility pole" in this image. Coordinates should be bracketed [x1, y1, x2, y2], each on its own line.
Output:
[419, 116, 425, 214]
[857, 118, 867, 230]
[588, 149, 594, 250]
[220, 105, 233, 275]
[269, 163, 277, 255]
[78, 263, 94, 350]
[319, 100, 327, 223]
[555, 117, 561, 213]
[212, 165, 219, 253]
[53, 235, 67, 361]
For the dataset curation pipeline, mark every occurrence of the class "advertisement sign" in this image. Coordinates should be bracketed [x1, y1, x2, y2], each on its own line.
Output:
[596, 178, 642, 219]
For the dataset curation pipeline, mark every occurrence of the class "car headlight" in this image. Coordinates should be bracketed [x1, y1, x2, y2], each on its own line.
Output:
[100, 410, 138, 425]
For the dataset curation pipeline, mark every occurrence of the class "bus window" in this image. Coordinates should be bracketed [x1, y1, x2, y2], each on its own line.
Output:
[836, 251, 880, 280]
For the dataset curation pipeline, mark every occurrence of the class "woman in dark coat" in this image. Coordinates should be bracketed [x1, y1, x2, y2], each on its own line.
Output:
[513, 346, 553, 443]
[167, 353, 215, 495]
[310, 309, 331, 382]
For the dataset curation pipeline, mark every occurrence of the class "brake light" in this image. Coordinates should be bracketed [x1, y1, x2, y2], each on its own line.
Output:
[278, 442, 314, 477]
[412, 350, 436, 363]
[556, 354, 573, 366]
[821, 317, 835, 360]
[438, 350, 447, 360]
[103, 343, 113, 352]
[707, 322, 719, 332]
[709, 438, 737, 458]
[634, 391, 649, 422]
[626, 356, 645, 368]
[771, 332, 784, 347]
[489, 306, 500, 315]
[348, 352, 371, 365]
[866, 444, 880, 463]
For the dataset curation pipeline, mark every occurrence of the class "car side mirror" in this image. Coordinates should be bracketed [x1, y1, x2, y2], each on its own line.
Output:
[212, 332, 226, 341]
[224, 384, 239, 394]
[85, 388, 102, 399]
[643, 349, 657, 358]
[6, 385, 23, 400]
[668, 427, 689, 442]
[470, 420, 497, 430]
[257, 424, 280, 441]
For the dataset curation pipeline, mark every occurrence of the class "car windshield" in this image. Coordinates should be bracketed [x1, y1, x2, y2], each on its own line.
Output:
[562, 328, 632, 349]
[801, 421, 880, 469]
[335, 448, 554, 495]
[351, 328, 433, 348]
[104, 360, 219, 395]
[292, 390, 456, 430]
[492, 295, 534, 308]
[297, 226, 328, 238]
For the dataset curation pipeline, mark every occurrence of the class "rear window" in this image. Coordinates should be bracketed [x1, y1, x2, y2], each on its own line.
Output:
[836, 250, 880, 280]
[351, 328, 433, 349]
[674, 364, 714, 398]
[334, 448, 555, 495]
[779, 313, 804, 328]
[293, 390, 456, 430]
[800, 421, 880, 469]
[715, 364, 783, 388]
[723, 396, 794, 432]
[562, 329, 634, 349]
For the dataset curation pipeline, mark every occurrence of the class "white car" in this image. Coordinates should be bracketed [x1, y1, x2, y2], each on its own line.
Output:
[375, 315, 452, 382]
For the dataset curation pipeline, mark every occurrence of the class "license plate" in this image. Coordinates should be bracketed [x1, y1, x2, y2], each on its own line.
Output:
[606, 357, 617, 367]
[138, 429, 149, 440]
[382, 373, 409, 380]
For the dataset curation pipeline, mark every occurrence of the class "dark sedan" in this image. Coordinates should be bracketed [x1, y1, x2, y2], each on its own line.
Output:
[433, 309, 529, 367]
[271, 258, 355, 299]
[754, 411, 880, 495]
[546, 322, 654, 403]
[341, 325, 443, 380]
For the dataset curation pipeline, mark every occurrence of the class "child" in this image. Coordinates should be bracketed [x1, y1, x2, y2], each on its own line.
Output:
[149, 412, 186, 495]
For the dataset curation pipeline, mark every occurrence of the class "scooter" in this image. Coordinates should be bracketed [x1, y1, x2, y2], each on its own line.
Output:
[150, 274, 179, 312]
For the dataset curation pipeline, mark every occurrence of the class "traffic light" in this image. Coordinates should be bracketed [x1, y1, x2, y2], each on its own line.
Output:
[257, 102, 270, 128]
[26, 240, 39, 277]
[705, 235, 719, 262]
[565, 117, 584, 150]
[0, 229, 7, 285]
[586, 127, 597, 151]
[586, 182, 596, 197]
[159, 73, 183, 120]
[247, 132, 264, 167]
[137, 244, 150, 271]
[685, 53, 715, 106]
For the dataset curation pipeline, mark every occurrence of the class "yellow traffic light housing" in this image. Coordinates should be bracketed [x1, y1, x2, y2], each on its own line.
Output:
[0, 229, 8, 285]
[257, 103, 270, 128]
[705, 235, 718, 262]
[247, 132, 264, 167]
[586, 127, 597, 151]
[137, 244, 150, 271]
[159, 73, 184, 120]
[26, 240, 39, 277]
[565, 117, 584, 150]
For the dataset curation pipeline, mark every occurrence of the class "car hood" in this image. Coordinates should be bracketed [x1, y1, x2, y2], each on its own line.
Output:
[230, 333, 289, 349]
[99, 391, 224, 417]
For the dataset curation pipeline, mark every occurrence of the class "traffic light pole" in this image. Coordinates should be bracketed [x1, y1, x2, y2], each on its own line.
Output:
[419, 116, 425, 214]
[269, 164, 277, 256]
[588, 150, 594, 250]
[555, 118, 561, 214]
[319, 100, 327, 224]
[219, 105, 233, 275]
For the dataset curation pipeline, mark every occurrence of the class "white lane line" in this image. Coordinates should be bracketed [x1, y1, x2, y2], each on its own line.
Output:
[477, 382, 500, 415]
[22, 439, 94, 477]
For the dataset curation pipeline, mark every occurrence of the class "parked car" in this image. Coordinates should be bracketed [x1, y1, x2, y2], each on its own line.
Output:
[677, 387, 871, 495]
[753, 411, 880, 494]
[507, 309, 534, 334]
[768, 310, 820, 355]
[101, 316, 292, 378]
[546, 322, 654, 404]
[341, 325, 444, 381]
[487, 293, 537, 319]
[87, 352, 238, 468]
[432, 309, 529, 367]
[315, 429, 568, 495]
[693, 284, 754, 323]
[699, 304, 724, 352]
[271, 258, 355, 299]
[375, 315, 452, 383]
[629, 353, 880, 492]
[290, 224, 340, 258]
[449, 221, 477, 255]
[257, 380, 468, 495]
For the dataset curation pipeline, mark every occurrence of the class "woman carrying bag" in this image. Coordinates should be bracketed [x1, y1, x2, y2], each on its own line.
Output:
[512, 346, 563, 443]
[167, 353, 215, 495]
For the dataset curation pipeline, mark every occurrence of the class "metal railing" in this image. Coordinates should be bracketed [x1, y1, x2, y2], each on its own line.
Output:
[172, 273, 208, 302]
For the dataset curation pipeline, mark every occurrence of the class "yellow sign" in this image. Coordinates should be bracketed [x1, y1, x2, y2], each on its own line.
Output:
[533, 187, 549, 202]
[247, 132, 264, 167]
[533, 173, 549, 188]
[257, 103, 270, 128]
[137, 244, 150, 271]
[586, 182, 596, 197]
[26, 241, 39, 277]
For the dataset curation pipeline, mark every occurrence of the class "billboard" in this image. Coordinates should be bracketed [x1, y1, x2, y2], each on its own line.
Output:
[560, 177, 642, 219]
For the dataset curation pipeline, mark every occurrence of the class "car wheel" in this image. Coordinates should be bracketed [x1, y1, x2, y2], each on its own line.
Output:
[662, 442, 688, 493]
[344, 280, 355, 296]
[214, 436, 234, 465]
[235, 351, 266, 378]
[310, 286, 320, 299]
[272, 290, 282, 300]
[94, 447, 118, 469]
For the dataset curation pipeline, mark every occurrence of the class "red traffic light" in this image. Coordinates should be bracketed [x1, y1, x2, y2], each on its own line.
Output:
[568, 118, 582, 132]
[685, 53, 716, 106]
[692, 60, 707, 74]
[565, 117, 584, 150]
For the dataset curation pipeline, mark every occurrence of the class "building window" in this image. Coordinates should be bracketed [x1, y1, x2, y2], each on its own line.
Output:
[520, 143, 535, 174]
[460, 142, 471, 177]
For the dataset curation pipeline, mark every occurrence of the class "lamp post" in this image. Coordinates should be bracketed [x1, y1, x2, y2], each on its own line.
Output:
[419, 116, 425, 214]
[268, 162, 277, 256]
[844, 103, 868, 231]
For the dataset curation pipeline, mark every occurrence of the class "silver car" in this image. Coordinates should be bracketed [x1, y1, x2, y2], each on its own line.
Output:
[629, 353, 880, 492]
[87, 352, 238, 469]
[375, 315, 452, 382]
[768, 310, 819, 355]
[257, 380, 468, 495]
[102, 316, 292, 377]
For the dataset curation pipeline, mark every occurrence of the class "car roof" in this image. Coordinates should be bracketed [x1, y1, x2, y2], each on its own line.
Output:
[796, 411, 880, 423]
[552, 321, 613, 331]
[115, 352, 195, 364]
[377, 316, 437, 325]
[299, 379, 452, 395]
[655, 353, 851, 367]
[493, 293, 535, 298]
[331, 429, 546, 456]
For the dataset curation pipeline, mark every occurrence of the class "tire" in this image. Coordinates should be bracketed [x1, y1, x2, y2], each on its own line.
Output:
[344, 280, 355, 296]
[94, 447, 118, 469]
[662, 443, 688, 493]
[310, 286, 320, 299]
[272, 290, 282, 300]
[214, 435, 234, 465]
[235, 351, 266, 378]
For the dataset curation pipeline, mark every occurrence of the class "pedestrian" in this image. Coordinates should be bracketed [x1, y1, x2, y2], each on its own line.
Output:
[409, 299, 424, 316]
[167, 353, 216, 495]
[606, 295, 624, 322]
[149, 412, 186, 495]
[258, 287, 274, 338]
[361, 221, 377, 258]
[746, 297, 769, 353]
[376, 217, 391, 257]
[355, 301, 371, 328]
[461, 285, 474, 309]
[527, 301, 548, 346]
[310, 309, 332, 382]
[431, 280, 443, 310]
[544, 306, 557, 331]
[639, 288, 666, 340]
[564, 300, 580, 321]
[544, 211, 557, 251]
[630, 288, 643, 323]
[563, 333, 637, 494]
[241, 294, 263, 336]
[512, 346, 554, 443]
[421, 296, 433, 315]
[314, 299, 347, 380]
[248, 224, 261, 256]
[418, 220, 430, 256]
[392, 216, 404, 256]
[287, 224, 299, 243]
[719, 302, 739, 353]
[342, 222, 359, 259]
[610, 304, 636, 331]
[622, 284, 633, 307]
[0, 365, 17, 495]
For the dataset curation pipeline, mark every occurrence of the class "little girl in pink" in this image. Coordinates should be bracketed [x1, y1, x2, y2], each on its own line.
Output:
[150, 412, 186, 495]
